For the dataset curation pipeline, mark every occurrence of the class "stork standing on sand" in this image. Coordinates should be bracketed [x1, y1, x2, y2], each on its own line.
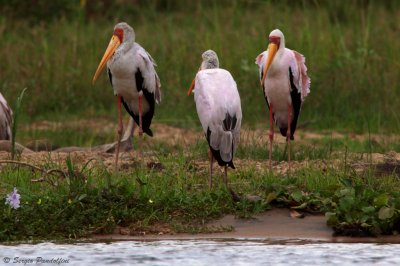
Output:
[188, 50, 242, 188]
[0, 93, 12, 140]
[92, 22, 161, 166]
[255, 29, 310, 171]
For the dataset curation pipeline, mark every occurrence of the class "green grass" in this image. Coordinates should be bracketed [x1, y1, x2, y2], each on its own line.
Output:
[2, 129, 400, 240]
[1, 1, 400, 241]
[1, 1, 400, 134]
[1, 145, 400, 241]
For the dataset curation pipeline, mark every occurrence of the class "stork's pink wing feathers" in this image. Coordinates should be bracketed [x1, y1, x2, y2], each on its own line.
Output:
[255, 51, 268, 80]
[292, 50, 311, 101]
[256, 48, 310, 101]
[255, 53, 265, 65]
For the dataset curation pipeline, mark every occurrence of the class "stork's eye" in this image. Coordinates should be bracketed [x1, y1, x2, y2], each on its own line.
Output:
[113, 28, 124, 42]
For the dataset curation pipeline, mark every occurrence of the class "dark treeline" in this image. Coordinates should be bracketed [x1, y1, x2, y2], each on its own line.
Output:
[1, 0, 399, 24]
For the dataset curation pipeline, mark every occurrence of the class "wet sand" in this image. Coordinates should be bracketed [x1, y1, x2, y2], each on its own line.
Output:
[92, 208, 400, 243]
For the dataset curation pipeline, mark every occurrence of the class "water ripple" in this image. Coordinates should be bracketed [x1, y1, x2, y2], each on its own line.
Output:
[0, 240, 399, 266]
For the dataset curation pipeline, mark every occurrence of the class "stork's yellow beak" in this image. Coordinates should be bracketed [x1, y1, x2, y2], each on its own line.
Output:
[187, 78, 195, 96]
[261, 42, 278, 84]
[187, 67, 202, 96]
[92, 35, 121, 84]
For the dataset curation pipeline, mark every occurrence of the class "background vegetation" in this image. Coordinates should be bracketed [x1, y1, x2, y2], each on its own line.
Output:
[1, 0, 400, 138]
[1, 0, 400, 241]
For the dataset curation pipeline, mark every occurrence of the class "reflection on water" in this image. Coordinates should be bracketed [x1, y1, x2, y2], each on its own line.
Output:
[1, 239, 399, 266]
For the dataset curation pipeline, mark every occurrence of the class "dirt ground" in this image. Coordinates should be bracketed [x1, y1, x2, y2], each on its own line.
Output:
[93, 208, 400, 243]
[1, 122, 400, 176]
[23, 119, 400, 146]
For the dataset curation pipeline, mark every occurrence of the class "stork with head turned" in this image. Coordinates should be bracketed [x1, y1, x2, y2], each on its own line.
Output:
[92, 22, 161, 166]
[188, 50, 242, 188]
[255, 29, 310, 171]
[0, 93, 13, 141]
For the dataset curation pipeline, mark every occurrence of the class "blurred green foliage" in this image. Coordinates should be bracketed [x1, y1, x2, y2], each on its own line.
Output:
[0, 0, 78, 23]
[0, 0, 400, 134]
[2, 0, 399, 23]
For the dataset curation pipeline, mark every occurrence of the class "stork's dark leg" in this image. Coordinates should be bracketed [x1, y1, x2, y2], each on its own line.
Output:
[115, 96, 123, 171]
[287, 104, 292, 172]
[269, 103, 274, 171]
[208, 148, 213, 189]
[138, 92, 143, 157]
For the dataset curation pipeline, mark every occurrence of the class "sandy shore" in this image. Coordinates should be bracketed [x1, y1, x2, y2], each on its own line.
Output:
[92, 209, 400, 243]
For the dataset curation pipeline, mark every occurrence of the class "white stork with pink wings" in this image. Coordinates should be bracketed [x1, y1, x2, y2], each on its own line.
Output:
[188, 50, 242, 188]
[256, 29, 310, 170]
[0, 93, 12, 141]
[92, 22, 161, 166]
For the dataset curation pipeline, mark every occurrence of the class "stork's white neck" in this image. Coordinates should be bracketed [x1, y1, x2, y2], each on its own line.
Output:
[111, 41, 134, 62]
[279, 37, 286, 51]
[201, 61, 219, 70]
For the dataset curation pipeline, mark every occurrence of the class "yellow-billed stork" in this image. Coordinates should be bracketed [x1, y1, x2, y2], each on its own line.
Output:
[188, 50, 242, 187]
[92, 22, 161, 165]
[0, 93, 12, 140]
[256, 29, 310, 170]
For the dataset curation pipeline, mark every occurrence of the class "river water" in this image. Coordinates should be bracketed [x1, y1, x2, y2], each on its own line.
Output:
[1, 239, 399, 266]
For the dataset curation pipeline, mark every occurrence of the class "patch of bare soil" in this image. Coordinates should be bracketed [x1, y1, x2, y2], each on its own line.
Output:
[22, 119, 400, 148]
[112, 222, 173, 237]
[0, 150, 161, 174]
[150, 124, 400, 153]
[2, 123, 400, 176]
[24, 118, 115, 134]
[151, 124, 202, 146]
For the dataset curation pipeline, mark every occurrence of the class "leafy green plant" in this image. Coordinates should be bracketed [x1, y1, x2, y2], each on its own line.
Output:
[326, 187, 400, 236]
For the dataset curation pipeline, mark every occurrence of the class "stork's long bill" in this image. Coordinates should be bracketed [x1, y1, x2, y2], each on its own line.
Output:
[187, 67, 202, 96]
[261, 39, 279, 84]
[92, 35, 121, 84]
[187, 79, 195, 96]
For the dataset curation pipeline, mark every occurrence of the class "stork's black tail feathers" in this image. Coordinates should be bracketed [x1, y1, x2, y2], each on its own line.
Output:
[121, 96, 154, 137]
[279, 127, 294, 140]
[206, 113, 238, 169]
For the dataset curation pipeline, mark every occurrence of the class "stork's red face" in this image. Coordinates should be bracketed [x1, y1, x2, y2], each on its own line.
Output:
[269, 36, 281, 48]
[261, 35, 280, 83]
[92, 27, 123, 84]
[113, 28, 124, 43]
